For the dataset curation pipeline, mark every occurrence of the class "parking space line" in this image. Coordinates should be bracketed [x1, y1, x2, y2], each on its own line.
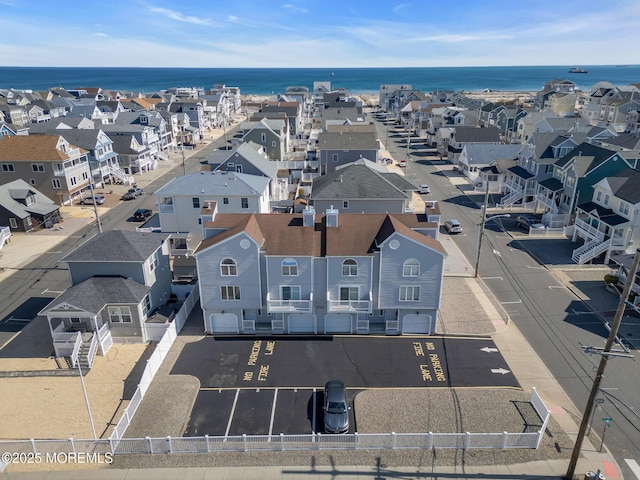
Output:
[312, 388, 317, 433]
[225, 389, 240, 437]
[268, 388, 278, 436]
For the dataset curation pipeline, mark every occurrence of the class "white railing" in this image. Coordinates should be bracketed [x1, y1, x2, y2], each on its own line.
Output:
[53, 331, 82, 359]
[535, 193, 558, 213]
[328, 298, 372, 313]
[97, 322, 110, 341]
[574, 217, 606, 241]
[0, 226, 11, 249]
[266, 292, 313, 313]
[109, 287, 199, 443]
[572, 238, 613, 264]
[68, 332, 83, 366]
[86, 334, 99, 368]
[498, 189, 524, 207]
[109, 165, 134, 186]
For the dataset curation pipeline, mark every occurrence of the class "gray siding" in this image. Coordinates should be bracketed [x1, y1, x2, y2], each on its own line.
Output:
[314, 198, 405, 214]
[377, 234, 444, 309]
[326, 256, 373, 302]
[265, 256, 314, 301]
[69, 262, 144, 286]
[197, 232, 262, 310]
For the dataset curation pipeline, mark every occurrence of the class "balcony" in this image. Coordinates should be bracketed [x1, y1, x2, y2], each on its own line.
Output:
[267, 292, 313, 313]
[328, 292, 372, 313]
[574, 217, 606, 242]
[536, 193, 558, 213]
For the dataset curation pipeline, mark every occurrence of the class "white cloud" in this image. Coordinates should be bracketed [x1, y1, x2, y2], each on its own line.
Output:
[149, 7, 213, 26]
[282, 4, 308, 14]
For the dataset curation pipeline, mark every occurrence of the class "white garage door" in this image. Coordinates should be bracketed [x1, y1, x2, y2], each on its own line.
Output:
[208, 313, 239, 334]
[324, 313, 352, 334]
[401, 314, 431, 335]
[288, 314, 316, 333]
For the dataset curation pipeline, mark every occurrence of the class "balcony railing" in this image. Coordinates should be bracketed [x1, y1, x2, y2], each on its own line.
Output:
[267, 292, 313, 313]
[574, 217, 606, 241]
[328, 292, 372, 313]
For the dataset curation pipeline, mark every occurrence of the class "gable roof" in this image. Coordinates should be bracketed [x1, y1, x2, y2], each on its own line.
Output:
[0, 135, 76, 161]
[317, 131, 379, 150]
[311, 163, 411, 200]
[221, 142, 278, 178]
[555, 142, 621, 176]
[62, 230, 170, 263]
[461, 144, 521, 165]
[196, 212, 446, 257]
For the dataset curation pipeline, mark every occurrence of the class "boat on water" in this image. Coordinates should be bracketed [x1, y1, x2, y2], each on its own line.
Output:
[568, 66, 588, 73]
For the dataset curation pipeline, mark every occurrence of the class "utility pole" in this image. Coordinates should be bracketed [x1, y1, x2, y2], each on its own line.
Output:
[565, 248, 640, 479]
[474, 187, 490, 278]
[87, 181, 102, 234]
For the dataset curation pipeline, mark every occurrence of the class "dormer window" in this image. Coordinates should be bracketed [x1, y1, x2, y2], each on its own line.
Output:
[25, 195, 35, 206]
[140, 115, 148, 124]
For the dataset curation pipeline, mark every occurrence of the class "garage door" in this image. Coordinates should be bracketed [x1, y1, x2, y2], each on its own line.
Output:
[324, 313, 352, 334]
[288, 314, 316, 334]
[401, 314, 431, 335]
[208, 313, 239, 334]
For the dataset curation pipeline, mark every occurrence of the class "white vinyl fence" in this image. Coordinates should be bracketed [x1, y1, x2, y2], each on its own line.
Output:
[0, 389, 550, 455]
[109, 287, 200, 442]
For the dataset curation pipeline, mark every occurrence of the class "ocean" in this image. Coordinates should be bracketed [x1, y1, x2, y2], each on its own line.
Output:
[1, 65, 639, 96]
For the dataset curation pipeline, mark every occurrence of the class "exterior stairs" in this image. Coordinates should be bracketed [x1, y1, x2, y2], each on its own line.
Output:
[0, 226, 11, 250]
[497, 189, 524, 208]
[572, 238, 612, 264]
[109, 165, 134, 186]
[75, 333, 97, 370]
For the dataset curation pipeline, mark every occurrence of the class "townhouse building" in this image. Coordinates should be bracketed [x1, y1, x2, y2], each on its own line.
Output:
[195, 205, 447, 336]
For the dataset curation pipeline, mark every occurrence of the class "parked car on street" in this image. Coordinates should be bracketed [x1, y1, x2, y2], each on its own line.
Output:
[398, 159, 407, 167]
[122, 187, 143, 201]
[323, 380, 350, 434]
[133, 208, 152, 221]
[515, 215, 545, 230]
[80, 195, 105, 205]
[444, 219, 463, 234]
[419, 184, 431, 194]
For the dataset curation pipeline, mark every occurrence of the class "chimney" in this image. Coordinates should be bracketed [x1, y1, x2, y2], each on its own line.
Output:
[326, 206, 339, 227]
[303, 206, 315, 227]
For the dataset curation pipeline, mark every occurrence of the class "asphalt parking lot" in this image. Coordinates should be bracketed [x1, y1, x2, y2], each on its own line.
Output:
[173, 336, 518, 436]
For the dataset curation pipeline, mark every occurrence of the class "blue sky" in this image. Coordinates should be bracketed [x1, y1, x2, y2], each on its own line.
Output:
[1, 0, 638, 68]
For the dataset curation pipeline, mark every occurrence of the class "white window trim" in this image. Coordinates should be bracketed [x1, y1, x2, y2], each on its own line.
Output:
[220, 285, 241, 300]
[220, 258, 237, 276]
[399, 285, 420, 301]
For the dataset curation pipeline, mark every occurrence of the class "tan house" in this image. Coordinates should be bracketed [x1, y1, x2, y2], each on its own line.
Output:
[0, 134, 91, 205]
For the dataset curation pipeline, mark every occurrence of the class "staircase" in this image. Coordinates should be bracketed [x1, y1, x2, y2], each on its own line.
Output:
[572, 237, 612, 264]
[497, 189, 525, 208]
[0, 226, 11, 250]
[157, 151, 169, 161]
[76, 334, 98, 369]
[109, 165, 134, 186]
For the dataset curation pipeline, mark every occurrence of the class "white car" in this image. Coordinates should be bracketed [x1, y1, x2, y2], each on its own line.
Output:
[444, 219, 463, 234]
[419, 184, 430, 194]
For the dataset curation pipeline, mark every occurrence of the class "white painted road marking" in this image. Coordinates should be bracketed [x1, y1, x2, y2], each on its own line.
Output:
[625, 459, 640, 479]
[500, 299, 522, 305]
[548, 285, 567, 289]
[481, 347, 499, 353]
[225, 389, 240, 437]
[268, 388, 278, 436]
[482, 276, 503, 281]
[527, 265, 545, 270]
[491, 368, 511, 375]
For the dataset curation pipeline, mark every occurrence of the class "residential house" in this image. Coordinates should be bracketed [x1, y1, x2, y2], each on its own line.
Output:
[317, 130, 379, 174]
[39, 230, 173, 367]
[0, 102, 29, 126]
[113, 110, 173, 157]
[310, 160, 418, 214]
[0, 179, 61, 231]
[107, 133, 155, 175]
[457, 144, 521, 184]
[379, 84, 412, 112]
[55, 129, 127, 187]
[514, 111, 578, 143]
[499, 133, 581, 211]
[155, 170, 271, 253]
[0, 122, 29, 137]
[214, 142, 288, 202]
[241, 118, 288, 161]
[580, 84, 640, 132]
[0, 134, 91, 205]
[571, 168, 640, 264]
[446, 126, 501, 164]
[194, 205, 447, 335]
[534, 78, 577, 111]
[259, 102, 304, 137]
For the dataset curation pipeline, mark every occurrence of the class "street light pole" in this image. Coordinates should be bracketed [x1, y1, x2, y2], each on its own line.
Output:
[565, 248, 640, 479]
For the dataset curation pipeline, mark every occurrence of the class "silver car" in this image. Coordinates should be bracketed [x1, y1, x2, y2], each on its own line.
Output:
[444, 219, 463, 234]
[323, 380, 350, 434]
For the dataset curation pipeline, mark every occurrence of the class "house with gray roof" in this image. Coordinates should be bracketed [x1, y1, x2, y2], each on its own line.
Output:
[457, 144, 521, 184]
[317, 130, 380, 174]
[241, 118, 288, 161]
[572, 168, 640, 264]
[39, 230, 172, 367]
[311, 160, 417, 214]
[154, 170, 271, 254]
[446, 126, 501, 164]
[0, 179, 61, 231]
[213, 142, 288, 202]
